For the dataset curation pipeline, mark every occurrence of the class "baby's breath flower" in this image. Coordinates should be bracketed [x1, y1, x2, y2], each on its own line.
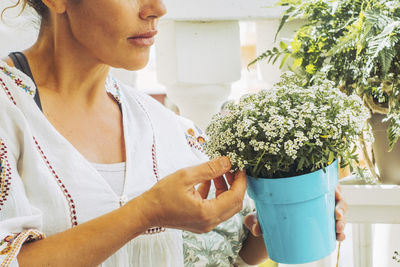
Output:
[205, 72, 370, 178]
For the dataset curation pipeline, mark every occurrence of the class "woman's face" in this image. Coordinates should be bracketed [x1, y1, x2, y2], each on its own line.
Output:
[65, 0, 166, 70]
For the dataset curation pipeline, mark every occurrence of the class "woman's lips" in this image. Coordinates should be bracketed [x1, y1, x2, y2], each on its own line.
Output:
[128, 31, 157, 46]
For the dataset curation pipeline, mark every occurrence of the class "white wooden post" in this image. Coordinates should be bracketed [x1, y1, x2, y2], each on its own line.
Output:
[156, 0, 281, 129]
[352, 224, 374, 267]
[155, 20, 241, 129]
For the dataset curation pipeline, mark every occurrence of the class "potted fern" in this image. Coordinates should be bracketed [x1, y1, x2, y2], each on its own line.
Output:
[250, 0, 400, 183]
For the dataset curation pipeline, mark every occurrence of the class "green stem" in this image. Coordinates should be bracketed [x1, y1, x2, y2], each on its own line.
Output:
[252, 149, 267, 177]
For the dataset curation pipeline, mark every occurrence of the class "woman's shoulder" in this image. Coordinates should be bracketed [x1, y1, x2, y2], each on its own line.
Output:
[0, 59, 35, 137]
[0, 59, 36, 97]
[1, 57, 14, 67]
[0, 62, 36, 127]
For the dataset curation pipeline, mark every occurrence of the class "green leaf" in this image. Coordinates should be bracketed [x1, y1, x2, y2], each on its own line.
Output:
[328, 150, 335, 164]
[275, 7, 296, 42]
[386, 113, 400, 151]
[280, 41, 288, 50]
[280, 53, 290, 69]
[292, 58, 303, 69]
[297, 156, 306, 171]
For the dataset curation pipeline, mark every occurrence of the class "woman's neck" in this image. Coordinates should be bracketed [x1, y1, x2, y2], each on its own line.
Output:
[24, 20, 110, 107]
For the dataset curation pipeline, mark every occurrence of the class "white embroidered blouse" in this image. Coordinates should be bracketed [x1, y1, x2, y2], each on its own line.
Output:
[0, 60, 252, 267]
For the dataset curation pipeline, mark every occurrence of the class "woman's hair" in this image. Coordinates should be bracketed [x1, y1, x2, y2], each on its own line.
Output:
[25, 0, 49, 18]
[2, 0, 48, 21]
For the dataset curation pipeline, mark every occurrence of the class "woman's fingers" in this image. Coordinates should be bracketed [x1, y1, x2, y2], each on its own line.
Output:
[141, 159, 246, 233]
[197, 180, 211, 199]
[225, 172, 235, 185]
[336, 232, 346, 242]
[335, 185, 345, 203]
[213, 176, 228, 197]
[335, 190, 348, 221]
[206, 170, 247, 222]
[243, 213, 263, 237]
[335, 185, 348, 241]
[182, 157, 232, 186]
[336, 220, 346, 233]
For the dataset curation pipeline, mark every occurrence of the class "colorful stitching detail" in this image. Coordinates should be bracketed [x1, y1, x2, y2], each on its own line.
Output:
[0, 72, 78, 227]
[105, 76, 122, 104]
[185, 128, 206, 153]
[1, 230, 44, 267]
[111, 82, 164, 236]
[132, 93, 160, 182]
[0, 67, 35, 96]
[151, 141, 160, 181]
[0, 78, 17, 105]
[145, 227, 166, 235]
[0, 140, 12, 210]
[33, 136, 78, 227]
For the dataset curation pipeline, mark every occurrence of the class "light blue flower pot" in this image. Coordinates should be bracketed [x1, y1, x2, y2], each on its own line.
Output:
[246, 161, 338, 264]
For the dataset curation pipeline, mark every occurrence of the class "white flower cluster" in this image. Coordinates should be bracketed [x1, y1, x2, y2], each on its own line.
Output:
[205, 72, 370, 178]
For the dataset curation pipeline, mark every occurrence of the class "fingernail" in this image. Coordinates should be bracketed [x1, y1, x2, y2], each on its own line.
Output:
[339, 222, 345, 231]
[338, 209, 343, 217]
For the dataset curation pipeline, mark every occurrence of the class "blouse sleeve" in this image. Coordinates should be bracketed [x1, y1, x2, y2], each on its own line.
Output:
[0, 136, 45, 266]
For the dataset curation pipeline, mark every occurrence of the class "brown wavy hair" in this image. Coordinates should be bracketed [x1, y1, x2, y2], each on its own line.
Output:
[2, 0, 48, 21]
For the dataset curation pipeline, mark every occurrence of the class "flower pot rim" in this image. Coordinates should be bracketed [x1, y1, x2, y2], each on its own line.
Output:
[246, 160, 339, 204]
[247, 159, 339, 180]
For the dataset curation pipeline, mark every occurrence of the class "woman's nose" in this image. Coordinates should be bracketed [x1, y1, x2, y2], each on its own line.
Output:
[139, 0, 167, 20]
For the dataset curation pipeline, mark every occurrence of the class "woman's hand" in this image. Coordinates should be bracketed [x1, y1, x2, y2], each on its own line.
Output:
[136, 157, 247, 233]
[335, 185, 348, 241]
[239, 213, 268, 265]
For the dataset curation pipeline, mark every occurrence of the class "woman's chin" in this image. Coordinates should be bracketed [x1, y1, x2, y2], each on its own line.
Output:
[112, 59, 149, 71]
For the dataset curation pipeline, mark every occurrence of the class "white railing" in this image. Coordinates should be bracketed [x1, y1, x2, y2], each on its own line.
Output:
[341, 185, 400, 267]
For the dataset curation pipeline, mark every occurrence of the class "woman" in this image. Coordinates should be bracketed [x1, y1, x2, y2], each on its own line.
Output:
[0, 0, 347, 266]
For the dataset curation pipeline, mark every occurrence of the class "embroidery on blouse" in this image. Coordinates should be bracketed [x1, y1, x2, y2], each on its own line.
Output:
[145, 227, 166, 235]
[185, 127, 206, 153]
[111, 80, 168, 235]
[0, 140, 12, 210]
[0, 69, 78, 227]
[0, 233, 20, 257]
[1, 72, 163, 233]
[107, 78, 161, 182]
[122, 82, 160, 182]
[0, 230, 44, 267]
[105, 76, 122, 104]
[33, 136, 79, 227]
[0, 77, 17, 105]
[0, 66, 35, 96]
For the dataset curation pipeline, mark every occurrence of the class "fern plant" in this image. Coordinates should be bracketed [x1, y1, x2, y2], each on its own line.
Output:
[251, 0, 400, 151]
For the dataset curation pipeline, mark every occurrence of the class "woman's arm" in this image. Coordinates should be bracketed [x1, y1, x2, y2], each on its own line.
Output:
[18, 196, 150, 267]
[17, 157, 247, 267]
